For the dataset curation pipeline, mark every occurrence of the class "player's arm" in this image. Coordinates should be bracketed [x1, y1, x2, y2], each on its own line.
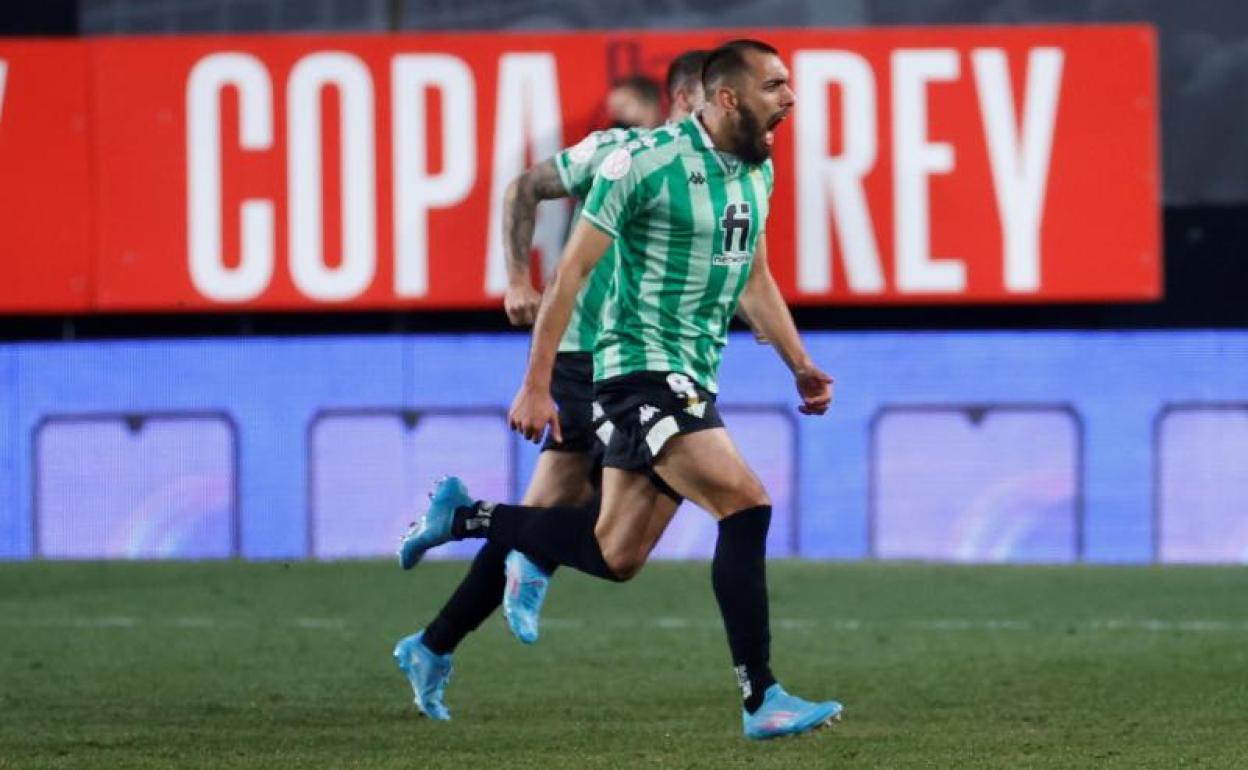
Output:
[734, 305, 769, 345]
[509, 219, 613, 442]
[502, 159, 569, 326]
[737, 235, 834, 415]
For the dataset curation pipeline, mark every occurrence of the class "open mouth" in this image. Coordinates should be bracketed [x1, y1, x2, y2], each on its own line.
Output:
[763, 110, 790, 147]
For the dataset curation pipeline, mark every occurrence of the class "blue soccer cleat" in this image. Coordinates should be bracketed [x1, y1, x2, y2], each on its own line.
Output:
[742, 684, 843, 740]
[503, 550, 552, 645]
[399, 476, 473, 570]
[393, 630, 453, 721]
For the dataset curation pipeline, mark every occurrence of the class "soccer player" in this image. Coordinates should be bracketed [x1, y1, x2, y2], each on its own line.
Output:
[605, 74, 664, 129]
[400, 40, 843, 740]
[391, 50, 710, 720]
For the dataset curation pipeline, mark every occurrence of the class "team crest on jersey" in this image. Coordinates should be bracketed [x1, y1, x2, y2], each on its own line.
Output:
[568, 133, 600, 164]
[600, 148, 632, 180]
[713, 201, 753, 265]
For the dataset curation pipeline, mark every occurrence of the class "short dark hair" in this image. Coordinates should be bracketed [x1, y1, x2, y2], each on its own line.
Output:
[665, 49, 709, 99]
[701, 39, 780, 92]
[610, 74, 662, 107]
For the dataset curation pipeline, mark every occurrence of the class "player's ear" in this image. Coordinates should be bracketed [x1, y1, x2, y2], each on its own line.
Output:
[673, 88, 688, 113]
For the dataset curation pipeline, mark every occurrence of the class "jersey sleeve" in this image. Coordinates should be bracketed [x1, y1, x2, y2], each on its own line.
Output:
[554, 129, 633, 199]
[580, 146, 648, 239]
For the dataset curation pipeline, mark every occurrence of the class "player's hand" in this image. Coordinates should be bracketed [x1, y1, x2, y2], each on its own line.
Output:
[504, 282, 542, 326]
[509, 382, 562, 444]
[794, 365, 834, 416]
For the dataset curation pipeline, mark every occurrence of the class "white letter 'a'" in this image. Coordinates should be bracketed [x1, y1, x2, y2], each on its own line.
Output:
[973, 47, 1063, 293]
[392, 54, 476, 298]
[486, 53, 567, 294]
[186, 53, 274, 302]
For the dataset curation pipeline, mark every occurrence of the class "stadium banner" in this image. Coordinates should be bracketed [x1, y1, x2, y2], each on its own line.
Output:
[0, 27, 1158, 312]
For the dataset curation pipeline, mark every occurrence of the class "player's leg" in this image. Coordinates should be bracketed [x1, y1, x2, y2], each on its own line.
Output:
[395, 353, 599, 711]
[523, 450, 596, 506]
[418, 450, 594, 654]
[500, 351, 601, 642]
[486, 369, 690, 581]
[653, 428, 772, 700]
[404, 370, 686, 582]
[402, 464, 676, 584]
[593, 467, 681, 578]
[482, 466, 671, 581]
[654, 427, 843, 737]
[502, 450, 596, 643]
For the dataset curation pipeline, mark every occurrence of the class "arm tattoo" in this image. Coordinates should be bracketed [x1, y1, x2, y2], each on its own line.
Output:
[504, 159, 568, 283]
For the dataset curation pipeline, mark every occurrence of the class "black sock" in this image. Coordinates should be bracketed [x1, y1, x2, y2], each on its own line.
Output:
[421, 540, 508, 655]
[712, 505, 777, 713]
[451, 502, 495, 539]
[455, 500, 621, 581]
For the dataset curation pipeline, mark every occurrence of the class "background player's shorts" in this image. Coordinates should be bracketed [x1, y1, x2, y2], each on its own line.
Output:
[591, 371, 725, 472]
[542, 352, 598, 454]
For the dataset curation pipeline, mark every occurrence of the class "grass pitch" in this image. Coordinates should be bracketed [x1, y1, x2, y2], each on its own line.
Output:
[2, 559, 1247, 769]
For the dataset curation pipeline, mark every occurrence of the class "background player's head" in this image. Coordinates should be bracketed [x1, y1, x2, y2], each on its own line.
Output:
[665, 49, 708, 121]
[606, 74, 664, 129]
[701, 39, 794, 165]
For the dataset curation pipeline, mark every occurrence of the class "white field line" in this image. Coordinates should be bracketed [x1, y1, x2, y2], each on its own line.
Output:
[3, 617, 1248, 633]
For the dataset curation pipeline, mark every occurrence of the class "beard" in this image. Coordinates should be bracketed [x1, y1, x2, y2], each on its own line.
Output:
[730, 106, 771, 166]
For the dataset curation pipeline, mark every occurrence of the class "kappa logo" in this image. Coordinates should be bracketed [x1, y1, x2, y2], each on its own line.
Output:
[639, 404, 660, 425]
[687, 171, 706, 185]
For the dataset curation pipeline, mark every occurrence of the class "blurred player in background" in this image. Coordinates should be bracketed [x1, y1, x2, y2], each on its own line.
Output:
[400, 40, 843, 740]
[605, 73, 664, 129]
[392, 49, 708, 719]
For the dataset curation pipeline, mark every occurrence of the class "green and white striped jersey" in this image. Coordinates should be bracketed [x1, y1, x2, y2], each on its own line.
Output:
[580, 114, 774, 393]
[552, 127, 643, 354]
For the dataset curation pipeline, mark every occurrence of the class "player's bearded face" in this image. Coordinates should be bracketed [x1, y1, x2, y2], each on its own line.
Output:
[731, 102, 771, 166]
[727, 55, 794, 166]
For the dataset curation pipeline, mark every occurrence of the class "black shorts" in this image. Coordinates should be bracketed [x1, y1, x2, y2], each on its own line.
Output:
[542, 352, 598, 454]
[591, 371, 725, 472]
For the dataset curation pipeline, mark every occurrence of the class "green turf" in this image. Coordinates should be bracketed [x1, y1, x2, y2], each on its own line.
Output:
[2, 560, 1247, 769]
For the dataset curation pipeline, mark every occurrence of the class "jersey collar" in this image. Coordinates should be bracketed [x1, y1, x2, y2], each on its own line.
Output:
[686, 111, 741, 177]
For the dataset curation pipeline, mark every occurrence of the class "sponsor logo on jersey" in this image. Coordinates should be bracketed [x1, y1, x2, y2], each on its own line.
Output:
[714, 201, 753, 265]
[687, 171, 706, 185]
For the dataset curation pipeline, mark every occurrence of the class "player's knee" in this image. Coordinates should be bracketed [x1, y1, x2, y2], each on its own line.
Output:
[600, 544, 645, 582]
[742, 482, 770, 509]
[717, 479, 769, 517]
